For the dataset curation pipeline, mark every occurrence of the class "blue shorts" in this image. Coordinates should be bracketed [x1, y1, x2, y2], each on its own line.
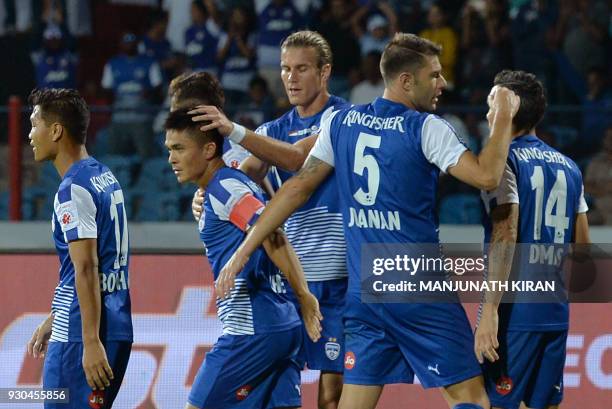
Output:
[483, 330, 566, 409]
[188, 326, 302, 409]
[284, 278, 347, 373]
[343, 294, 481, 387]
[43, 341, 131, 409]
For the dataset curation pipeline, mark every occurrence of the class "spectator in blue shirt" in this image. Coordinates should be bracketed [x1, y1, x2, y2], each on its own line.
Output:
[31, 25, 77, 89]
[217, 7, 257, 105]
[139, 10, 176, 82]
[101, 32, 163, 158]
[184, 0, 222, 75]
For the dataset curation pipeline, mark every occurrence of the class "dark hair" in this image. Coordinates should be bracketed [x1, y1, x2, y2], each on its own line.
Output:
[148, 10, 168, 29]
[281, 30, 333, 69]
[494, 70, 546, 134]
[380, 33, 442, 83]
[28, 88, 90, 144]
[164, 108, 223, 157]
[169, 71, 225, 109]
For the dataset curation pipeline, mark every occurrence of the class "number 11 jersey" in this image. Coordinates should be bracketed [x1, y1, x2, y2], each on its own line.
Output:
[51, 157, 133, 343]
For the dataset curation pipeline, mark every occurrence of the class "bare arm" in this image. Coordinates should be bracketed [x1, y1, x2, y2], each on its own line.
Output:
[217, 157, 333, 294]
[190, 105, 316, 172]
[475, 203, 519, 364]
[573, 212, 590, 244]
[70, 239, 114, 390]
[448, 87, 520, 190]
[261, 229, 322, 341]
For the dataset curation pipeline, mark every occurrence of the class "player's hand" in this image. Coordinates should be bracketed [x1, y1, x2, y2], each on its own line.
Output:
[474, 304, 500, 364]
[216, 252, 248, 299]
[188, 105, 234, 136]
[491, 86, 521, 119]
[192, 188, 204, 221]
[83, 339, 114, 390]
[297, 292, 323, 343]
[27, 313, 54, 359]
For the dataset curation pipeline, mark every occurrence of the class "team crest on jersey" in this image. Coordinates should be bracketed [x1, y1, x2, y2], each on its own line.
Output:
[88, 390, 105, 409]
[236, 385, 252, 401]
[57, 201, 78, 232]
[344, 351, 356, 370]
[495, 375, 513, 396]
[325, 339, 341, 360]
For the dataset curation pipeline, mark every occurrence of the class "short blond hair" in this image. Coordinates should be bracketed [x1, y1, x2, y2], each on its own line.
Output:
[281, 30, 332, 69]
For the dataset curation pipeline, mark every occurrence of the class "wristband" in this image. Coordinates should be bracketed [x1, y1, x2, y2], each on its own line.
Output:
[228, 122, 246, 144]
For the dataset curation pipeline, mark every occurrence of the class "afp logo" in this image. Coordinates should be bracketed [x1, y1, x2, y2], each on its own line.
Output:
[325, 339, 341, 361]
[495, 375, 514, 396]
[88, 390, 105, 409]
[344, 351, 356, 370]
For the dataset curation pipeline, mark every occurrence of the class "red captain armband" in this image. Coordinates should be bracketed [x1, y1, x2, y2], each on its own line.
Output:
[229, 193, 265, 231]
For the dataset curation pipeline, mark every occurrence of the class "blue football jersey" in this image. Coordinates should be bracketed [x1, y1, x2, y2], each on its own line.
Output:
[185, 21, 220, 72]
[256, 1, 304, 67]
[32, 49, 77, 89]
[482, 134, 588, 330]
[50, 157, 132, 343]
[200, 167, 301, 335]
[256, 95, 350, 281]
[309, 97, 468, 295]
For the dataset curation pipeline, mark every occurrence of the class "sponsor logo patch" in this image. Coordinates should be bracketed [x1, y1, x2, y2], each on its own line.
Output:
[496, 375, 513, 396]
[344, 351, 356, 370]
[88, 390, 105, 409]
[236, 385, 252, 401]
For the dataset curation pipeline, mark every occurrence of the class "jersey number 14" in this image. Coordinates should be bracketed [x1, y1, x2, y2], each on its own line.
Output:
[530, 166, 570, 243]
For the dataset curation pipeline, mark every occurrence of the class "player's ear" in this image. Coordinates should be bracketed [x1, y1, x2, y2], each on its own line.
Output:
[51, 122, 63, 142]
[398, 71, 414, 92]
[320, 64, 331, 83]
[203, 141, 217, 160]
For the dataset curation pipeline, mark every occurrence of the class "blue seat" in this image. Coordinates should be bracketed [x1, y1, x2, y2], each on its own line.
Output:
[97, 154, 138, 189]
[134, 157, 178, 192]
[134, 191, 182, 221]
[0, 191, 8, 219]
[439, 193, 483, 224]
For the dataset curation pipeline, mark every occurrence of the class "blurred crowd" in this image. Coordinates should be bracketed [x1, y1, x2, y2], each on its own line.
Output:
[0, 0, 610, 223]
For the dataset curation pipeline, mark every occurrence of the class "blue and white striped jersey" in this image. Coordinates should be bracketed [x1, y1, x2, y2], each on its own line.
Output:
[51, 157, 132, 343]
[200, 167, 300, 335]
[256, 95, 349, 281]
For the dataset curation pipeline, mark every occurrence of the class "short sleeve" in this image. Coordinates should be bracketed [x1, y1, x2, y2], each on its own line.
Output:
[421, 114, 468, 172]
[308, 110, 338, 166]
[481, 162, 519, 214]
[101, 63, 113, 89]
[54, 184, 98, 242]
[223, 141, 250, 168]
[208, 178, 264, 231]
[148, 62, 163, 87]
[578, 184, 589, 213]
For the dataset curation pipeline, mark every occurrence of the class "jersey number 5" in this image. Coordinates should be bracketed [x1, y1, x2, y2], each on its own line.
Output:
[353, 132, 381, 206]
[530, 166, 570, 243]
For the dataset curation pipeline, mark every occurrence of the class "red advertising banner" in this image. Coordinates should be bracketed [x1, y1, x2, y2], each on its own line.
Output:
[0, 255, 610, 408]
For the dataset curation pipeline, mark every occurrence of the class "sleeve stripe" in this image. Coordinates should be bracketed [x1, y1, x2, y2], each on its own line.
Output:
[229, 194, 265, 231]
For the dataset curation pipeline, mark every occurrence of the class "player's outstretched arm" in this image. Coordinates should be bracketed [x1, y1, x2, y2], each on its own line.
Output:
[26, 312, 54, 359]
[475, 203, 518, 364]
[262, 229, 323, 342]
[448, 87, 520, 190]
[70, 239, 114, 391]
[573, 213, 591, 244]
[189, 105, 313, 171]
[217, 156, 333, 296]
